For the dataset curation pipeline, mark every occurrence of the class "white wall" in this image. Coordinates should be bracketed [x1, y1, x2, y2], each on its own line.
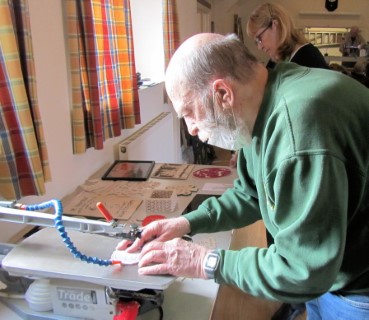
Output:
[177, 0, 199, 42]
[131, 0, 200, 81]
[131, 0, 164, 82]
[0, 0, 202, 242]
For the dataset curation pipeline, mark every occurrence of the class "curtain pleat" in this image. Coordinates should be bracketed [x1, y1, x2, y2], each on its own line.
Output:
[0, 0, 50, 200]
[163, 0, 179, 106]
[121, 0, 140, 127]
[163, 0, 179, 69]
[66, 0, 140, 154]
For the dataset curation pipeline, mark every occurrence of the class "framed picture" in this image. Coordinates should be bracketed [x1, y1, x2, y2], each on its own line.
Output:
[101, 160, 155, 181]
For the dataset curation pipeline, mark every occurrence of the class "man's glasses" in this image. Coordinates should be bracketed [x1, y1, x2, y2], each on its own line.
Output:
[254, 20, 272, 46]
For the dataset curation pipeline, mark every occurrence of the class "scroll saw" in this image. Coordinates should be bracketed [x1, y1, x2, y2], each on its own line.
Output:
[0, 199, 175, 319]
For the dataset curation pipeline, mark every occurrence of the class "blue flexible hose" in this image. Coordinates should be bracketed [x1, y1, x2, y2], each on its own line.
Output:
[23, 199, 112, 267]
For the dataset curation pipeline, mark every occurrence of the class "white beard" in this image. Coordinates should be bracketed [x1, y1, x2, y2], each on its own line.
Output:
[197, 107, 251, 151]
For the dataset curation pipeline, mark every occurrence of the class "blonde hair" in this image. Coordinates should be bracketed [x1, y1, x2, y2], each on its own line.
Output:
[246, 2, 307, 61]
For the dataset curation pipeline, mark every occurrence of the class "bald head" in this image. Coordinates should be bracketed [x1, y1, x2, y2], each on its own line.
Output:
[165, 33, 221, 102]
[165, 33, 258, 109]
[174, 33, 223, 54]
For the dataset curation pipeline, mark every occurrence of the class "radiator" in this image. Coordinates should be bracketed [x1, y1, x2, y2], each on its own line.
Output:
[118, 112, 177, 162]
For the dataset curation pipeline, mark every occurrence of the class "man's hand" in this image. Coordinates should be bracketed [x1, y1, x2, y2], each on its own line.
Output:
[115, 216, 191, 252]
[138, 238, 210, 279]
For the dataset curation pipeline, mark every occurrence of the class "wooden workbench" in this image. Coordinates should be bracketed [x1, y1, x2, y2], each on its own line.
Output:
[210, 221, 306, 320]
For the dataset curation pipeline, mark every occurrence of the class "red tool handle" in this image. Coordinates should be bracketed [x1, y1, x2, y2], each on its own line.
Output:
[114, 300, 140, 320]
[96, 202, 114, 222]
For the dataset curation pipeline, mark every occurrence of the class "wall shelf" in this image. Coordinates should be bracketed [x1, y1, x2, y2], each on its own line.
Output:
[299, 11, 361, 18]
[305, 31, 345, 46]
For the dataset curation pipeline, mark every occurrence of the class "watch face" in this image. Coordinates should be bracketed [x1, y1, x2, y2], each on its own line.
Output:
[207, 255, 218, 268]
[204, 252, 220, 279]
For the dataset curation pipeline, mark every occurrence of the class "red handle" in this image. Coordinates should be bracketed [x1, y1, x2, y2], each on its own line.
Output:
[114, 300, 140, 320]
[96, 202, 114, 222]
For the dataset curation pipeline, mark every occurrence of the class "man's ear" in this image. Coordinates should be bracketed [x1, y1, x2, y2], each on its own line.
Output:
[212, 79, 234, 109]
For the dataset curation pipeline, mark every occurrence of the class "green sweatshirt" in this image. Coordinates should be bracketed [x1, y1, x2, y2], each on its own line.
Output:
[185, 63, 369, 303]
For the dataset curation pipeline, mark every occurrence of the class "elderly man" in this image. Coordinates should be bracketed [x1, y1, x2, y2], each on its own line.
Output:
[117, 33, 369, 319]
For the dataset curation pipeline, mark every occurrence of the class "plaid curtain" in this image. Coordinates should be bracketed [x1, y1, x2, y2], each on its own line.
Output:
[163, 0, 179, 70]
[0, 0, 50, 200]
[163, 0, 179, 106]
[66, 0, 140, 154]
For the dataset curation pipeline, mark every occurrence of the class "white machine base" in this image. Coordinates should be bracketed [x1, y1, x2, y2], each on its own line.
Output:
[2, 227, 174, 291]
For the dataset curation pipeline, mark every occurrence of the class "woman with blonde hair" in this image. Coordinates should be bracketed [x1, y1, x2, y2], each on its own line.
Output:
[246, 2, 328, 69]
[230, 3, 329, 169]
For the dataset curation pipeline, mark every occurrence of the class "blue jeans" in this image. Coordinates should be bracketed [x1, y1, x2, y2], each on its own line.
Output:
[306, 292, 369, 320]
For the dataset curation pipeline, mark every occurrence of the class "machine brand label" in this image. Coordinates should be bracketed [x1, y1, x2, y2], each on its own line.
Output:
[56, 287, 97, 304]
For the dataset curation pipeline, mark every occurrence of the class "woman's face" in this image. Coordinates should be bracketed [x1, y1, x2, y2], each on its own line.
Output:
[254, 20, 279, 61]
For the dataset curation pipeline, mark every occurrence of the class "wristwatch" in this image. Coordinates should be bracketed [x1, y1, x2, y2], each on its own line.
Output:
[203, 250, 220, 279]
